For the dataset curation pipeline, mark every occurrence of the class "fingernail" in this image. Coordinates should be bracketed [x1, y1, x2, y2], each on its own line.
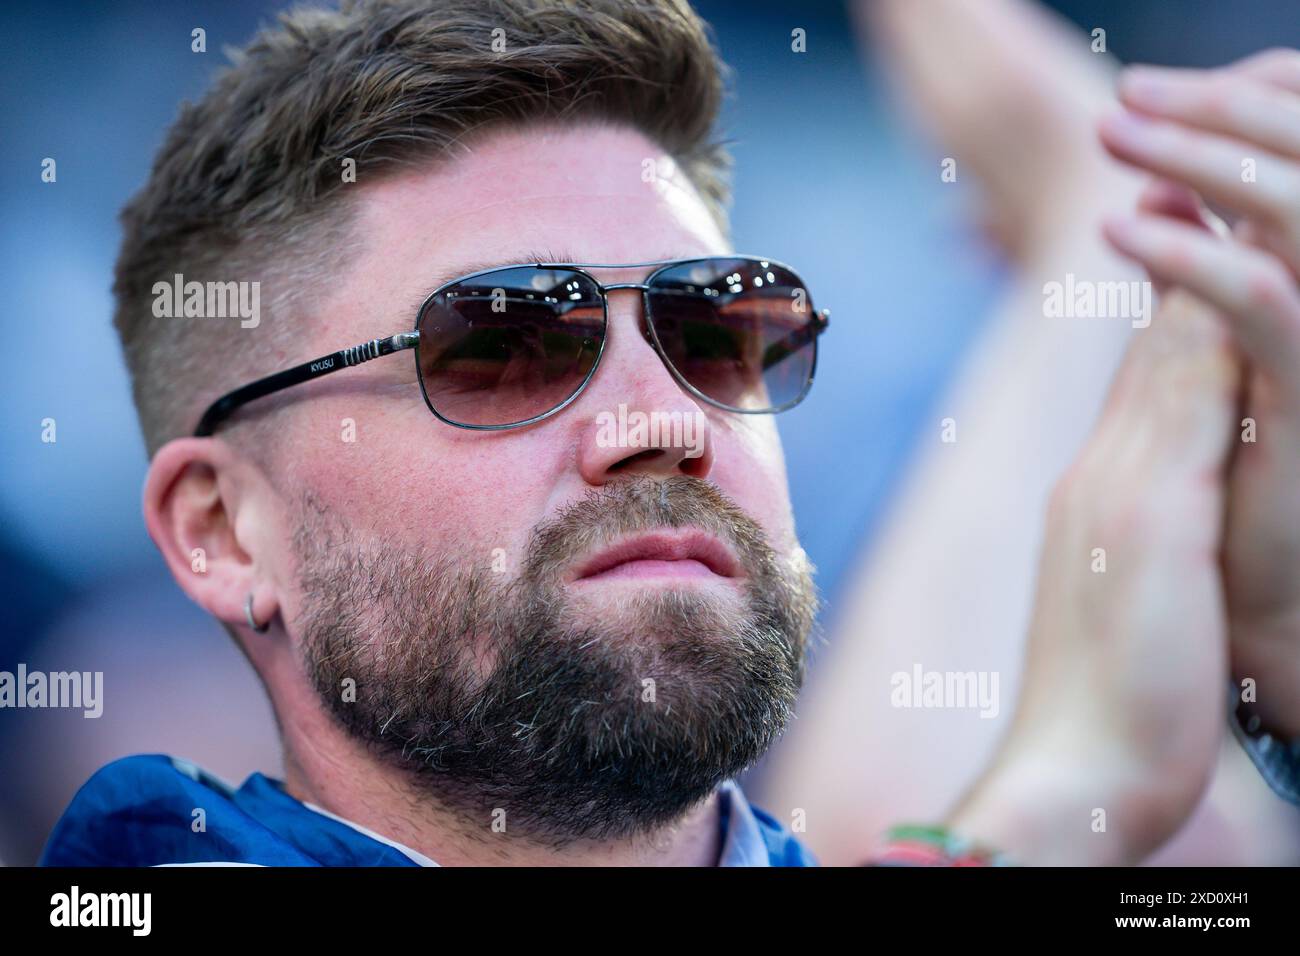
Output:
[1102, 214, 1135, 240]
[1120, 68, 1175, 106]
[1100, 111, 1155, 147]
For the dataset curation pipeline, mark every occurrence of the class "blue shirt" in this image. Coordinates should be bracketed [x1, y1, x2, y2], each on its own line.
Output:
[39, 754, 817, 867]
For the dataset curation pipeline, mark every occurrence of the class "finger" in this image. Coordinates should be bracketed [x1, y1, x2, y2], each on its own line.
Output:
[1235, 216, 1266, 246]
[1135, 180, 1208, 297]
[1119, 66, 1300, 161]
[1103, 213, 1300, 392]
[1228, 48, 1300, 96]
[1098, 111, 1300, 257]
[1137, 178, 1222, 234]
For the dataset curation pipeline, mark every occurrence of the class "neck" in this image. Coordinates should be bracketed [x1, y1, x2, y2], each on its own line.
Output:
[274, 692, 724, 866]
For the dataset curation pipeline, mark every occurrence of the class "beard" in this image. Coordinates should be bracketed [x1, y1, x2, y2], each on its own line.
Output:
[293, 474, 817, 846]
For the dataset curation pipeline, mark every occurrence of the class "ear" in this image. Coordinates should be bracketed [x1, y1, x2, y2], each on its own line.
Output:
[143, 437, 281, 635]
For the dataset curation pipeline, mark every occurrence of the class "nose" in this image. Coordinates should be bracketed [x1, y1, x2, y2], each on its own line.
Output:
[573, 291, 715, 485]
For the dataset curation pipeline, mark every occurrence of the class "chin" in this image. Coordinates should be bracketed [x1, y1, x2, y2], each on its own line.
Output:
[563, 579, 749, 641]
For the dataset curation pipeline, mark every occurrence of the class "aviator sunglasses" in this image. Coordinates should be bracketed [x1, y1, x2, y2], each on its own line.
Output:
[193, 255, 830, 436]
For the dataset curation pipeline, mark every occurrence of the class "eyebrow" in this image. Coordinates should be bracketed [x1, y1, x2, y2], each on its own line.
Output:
[405, 247, 692, 317]
[403, 248, 583, 317]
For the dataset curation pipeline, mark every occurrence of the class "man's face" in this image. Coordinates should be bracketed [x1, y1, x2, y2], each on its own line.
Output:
[263, 123, 816, 842]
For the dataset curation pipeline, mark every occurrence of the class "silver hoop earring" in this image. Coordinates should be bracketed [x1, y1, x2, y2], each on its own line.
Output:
[245, 593, 270, 634]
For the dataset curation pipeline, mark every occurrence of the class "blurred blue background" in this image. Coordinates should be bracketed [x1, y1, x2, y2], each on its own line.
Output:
[3, 0, 1299, 865]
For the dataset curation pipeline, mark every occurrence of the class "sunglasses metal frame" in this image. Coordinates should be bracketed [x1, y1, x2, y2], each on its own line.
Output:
[192, 255, 830, 437]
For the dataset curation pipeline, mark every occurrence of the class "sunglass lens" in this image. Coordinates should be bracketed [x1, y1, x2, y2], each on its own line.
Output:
[416, 267, 605, 427]
[645, 258, 818, 412]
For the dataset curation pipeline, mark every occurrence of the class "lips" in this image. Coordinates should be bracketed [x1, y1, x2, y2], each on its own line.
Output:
[570, 529, 741, 583]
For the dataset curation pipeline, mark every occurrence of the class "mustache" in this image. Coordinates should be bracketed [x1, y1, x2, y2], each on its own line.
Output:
[521, 475, 779, 584]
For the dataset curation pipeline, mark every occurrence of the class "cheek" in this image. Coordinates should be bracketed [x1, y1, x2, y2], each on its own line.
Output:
[285, 412, 569, 575]
[709, 414, 797, 549]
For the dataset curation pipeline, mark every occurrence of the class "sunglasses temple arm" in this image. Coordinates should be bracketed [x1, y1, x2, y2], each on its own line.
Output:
[192, 331, 420, 437]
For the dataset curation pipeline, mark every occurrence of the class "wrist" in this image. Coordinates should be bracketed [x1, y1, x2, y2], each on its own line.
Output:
[944, 749, 1192, 867]
[869, 823, 1016, 867]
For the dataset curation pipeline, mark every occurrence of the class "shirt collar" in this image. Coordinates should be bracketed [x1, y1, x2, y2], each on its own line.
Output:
[271, 777, 773, 866]
[297, 796, 441, 867]
[715, 779, 777, 867]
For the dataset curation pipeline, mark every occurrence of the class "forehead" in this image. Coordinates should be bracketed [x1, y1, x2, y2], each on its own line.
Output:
[324, 122, 728, 340]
